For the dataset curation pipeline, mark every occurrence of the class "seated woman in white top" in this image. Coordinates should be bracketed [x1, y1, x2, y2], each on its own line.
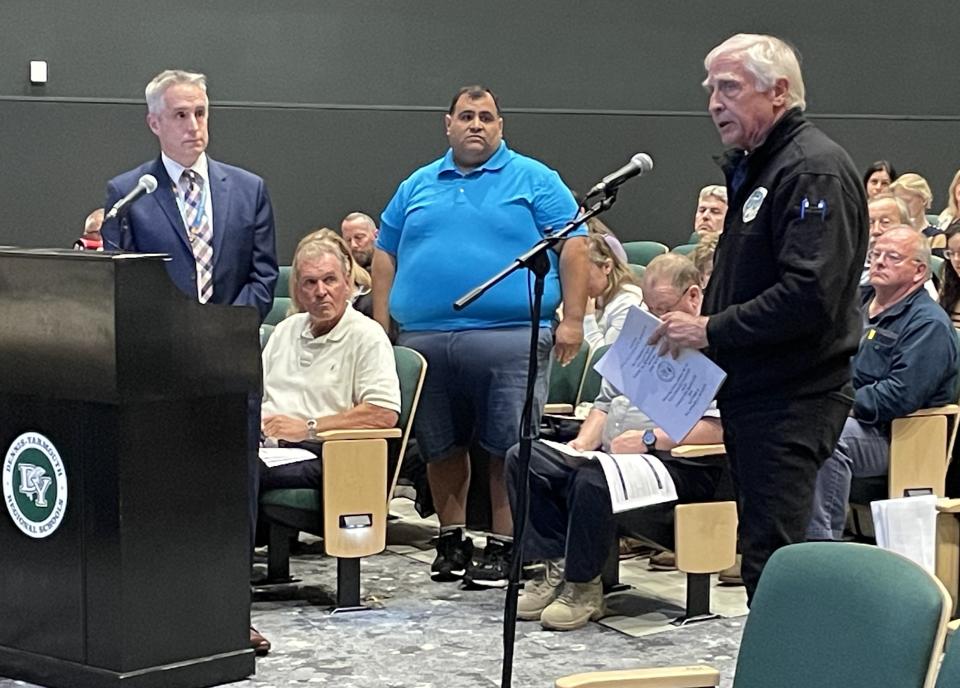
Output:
[582, 232, 645, 346]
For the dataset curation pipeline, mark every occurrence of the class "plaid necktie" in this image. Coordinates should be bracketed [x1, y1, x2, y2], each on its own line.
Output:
[181, 170, 214, 303]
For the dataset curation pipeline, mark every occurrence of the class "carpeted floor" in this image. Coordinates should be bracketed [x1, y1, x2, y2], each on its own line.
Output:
[0, 501, 747, 688]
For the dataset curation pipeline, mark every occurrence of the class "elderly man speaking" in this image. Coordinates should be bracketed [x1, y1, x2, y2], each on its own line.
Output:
[650, 34, 868, 601]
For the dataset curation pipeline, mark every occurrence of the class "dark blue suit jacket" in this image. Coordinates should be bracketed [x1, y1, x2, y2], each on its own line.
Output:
[101, 156, 278, 323]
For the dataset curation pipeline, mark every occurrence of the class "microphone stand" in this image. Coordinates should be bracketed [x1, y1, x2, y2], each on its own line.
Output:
[453, 190, 619, 688]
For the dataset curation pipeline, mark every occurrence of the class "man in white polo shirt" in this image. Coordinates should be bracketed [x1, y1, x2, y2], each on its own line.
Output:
[259, 231, 401, 489]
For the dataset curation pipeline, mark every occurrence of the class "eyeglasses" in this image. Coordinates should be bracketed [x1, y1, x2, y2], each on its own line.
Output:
[648, 284, 694, 317]
[866, 249, 921, 266]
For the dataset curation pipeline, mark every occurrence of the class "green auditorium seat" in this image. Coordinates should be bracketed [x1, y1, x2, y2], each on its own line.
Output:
[623, 241, 669, 266]
[263, 265, 293, 325]
[936, 620, 960, 687]
[577, 344, 610, 408]
[543, 341, 590, 415]
[932, 255, 945, 281]
[276, 265, 292, 298]
[258, 323, 275, 350]
[258, 345, 426, 610]
[935, 621, 960, 688]
[263, 297, 291, 326]
[556, 542, 952, 688]
[671, 244, 698, 256]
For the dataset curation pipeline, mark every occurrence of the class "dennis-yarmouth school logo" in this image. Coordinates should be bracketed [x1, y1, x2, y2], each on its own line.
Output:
[2, 432, 68, 538]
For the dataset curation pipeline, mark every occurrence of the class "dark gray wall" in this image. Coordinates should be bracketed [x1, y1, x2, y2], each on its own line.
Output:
[1, 1, 959, 259]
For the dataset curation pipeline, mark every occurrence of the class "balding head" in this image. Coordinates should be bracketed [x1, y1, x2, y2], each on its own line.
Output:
[340, 212, 378, 268]
[642, 253, 703, 318]
[868, 226, 929, 305]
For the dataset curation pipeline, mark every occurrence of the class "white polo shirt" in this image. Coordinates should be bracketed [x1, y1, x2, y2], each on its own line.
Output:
[261, 306, 400, 420]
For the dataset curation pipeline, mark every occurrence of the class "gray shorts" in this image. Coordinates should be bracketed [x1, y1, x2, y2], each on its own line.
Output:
[398, 327, 552, 461]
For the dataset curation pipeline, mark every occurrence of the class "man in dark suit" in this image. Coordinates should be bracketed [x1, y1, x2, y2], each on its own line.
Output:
[101, 69, 277, 322]
[101, 69, 278, 656]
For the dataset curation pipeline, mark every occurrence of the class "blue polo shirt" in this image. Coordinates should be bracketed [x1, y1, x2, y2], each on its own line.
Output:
[378, 141, 581, 331]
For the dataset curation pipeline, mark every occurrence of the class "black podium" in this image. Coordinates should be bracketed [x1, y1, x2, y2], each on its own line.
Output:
[0, 249, 260, 688]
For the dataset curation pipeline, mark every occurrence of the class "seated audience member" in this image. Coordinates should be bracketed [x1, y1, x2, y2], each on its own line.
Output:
[73, 208, 104, 250]
[259, 232, 400, 490]
[508, 254, 727, 631]
[691, 232, 719, 288]
[293, 228, 374, 319]
[340, 211, 378, 269]
[862, 160, 897, 198]
[937, 169, 960, 230]
[891, 173, 946, 257]
[860, 193, 939, 298]
[582, 233, 645, 347]
[692, 184, 728, 240]
[939, 222, 960, 328]
[807, 227, 960, 541]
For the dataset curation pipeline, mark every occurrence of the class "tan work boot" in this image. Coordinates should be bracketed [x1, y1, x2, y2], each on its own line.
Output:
[517, 558, 564, 620]
[540, 576, 605, 631]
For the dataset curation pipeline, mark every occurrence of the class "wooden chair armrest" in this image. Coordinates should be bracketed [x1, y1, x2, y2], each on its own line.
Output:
[555, 665, 720, 688]
[544, 403, 574, 415]
[670, 444, 726, 459]
[316, 428, 402, 441]
[949, 619, 960, 634]
[937, 499, 960, 514]
[906, 405, 959, 418]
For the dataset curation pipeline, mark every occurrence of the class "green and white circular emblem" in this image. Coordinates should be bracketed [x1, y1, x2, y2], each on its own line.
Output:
[3, 432, 68, 538]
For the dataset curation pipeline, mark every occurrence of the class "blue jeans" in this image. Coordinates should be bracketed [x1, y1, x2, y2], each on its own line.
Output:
[806, 417, 890, 540]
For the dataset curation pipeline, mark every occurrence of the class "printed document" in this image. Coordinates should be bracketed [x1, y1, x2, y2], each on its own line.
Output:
[259, 446, 317, 468]
[594, 307, 726, 442]
[872, 495, 937, 573]
[540, 440, 678, 513]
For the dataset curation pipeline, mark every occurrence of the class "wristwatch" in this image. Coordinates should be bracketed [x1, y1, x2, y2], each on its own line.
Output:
[306, 418, 318, 440]
[642, 429, 657, 453]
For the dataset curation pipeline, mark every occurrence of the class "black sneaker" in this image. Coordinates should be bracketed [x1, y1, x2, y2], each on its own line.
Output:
[463, 538, 512, 589]
[431, 528, 473, 582]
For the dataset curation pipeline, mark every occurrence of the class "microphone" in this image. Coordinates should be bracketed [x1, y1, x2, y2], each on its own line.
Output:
[105, 174, 158, 221]
[586, 153, 654, 198]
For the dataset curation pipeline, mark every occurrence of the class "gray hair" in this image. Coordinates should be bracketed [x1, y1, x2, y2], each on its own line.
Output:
[869, 192, 911, 224]
[704, 34, 806, 111]
[882, 226, 931, 275]
[341, 212, 377, 230]
[643, 253, 701, 292]
[145, 70, 208, 114]
[698, 184, 728, 205]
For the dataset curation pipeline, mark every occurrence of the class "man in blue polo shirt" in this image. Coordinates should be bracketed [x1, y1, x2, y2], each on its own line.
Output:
[372, 85, 589, 588]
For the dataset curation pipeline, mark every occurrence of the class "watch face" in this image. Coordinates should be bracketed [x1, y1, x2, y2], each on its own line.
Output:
[642, 429, 657, 448]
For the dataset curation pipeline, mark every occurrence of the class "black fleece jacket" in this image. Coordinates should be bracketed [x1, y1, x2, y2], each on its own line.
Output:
[704, 108, 869, 402]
